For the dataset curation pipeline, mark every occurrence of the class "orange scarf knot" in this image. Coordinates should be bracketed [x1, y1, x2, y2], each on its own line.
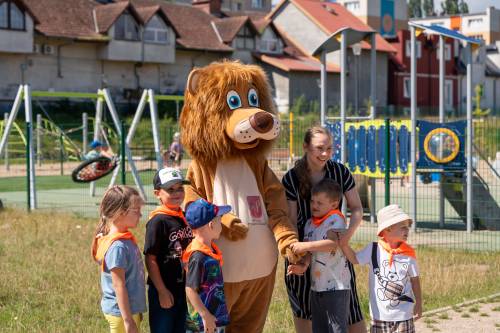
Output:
[93, 231, 137, 271]
[311, 209, 344, 227]
[378, 239, 416, 267]
[149, 205, 187, 226]
[182, 238, 223, 268]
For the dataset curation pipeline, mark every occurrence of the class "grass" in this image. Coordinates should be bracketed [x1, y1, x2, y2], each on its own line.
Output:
[469, 306, 480, 313]
[0, 208, 500, 332]
[437, 313, 450, 320]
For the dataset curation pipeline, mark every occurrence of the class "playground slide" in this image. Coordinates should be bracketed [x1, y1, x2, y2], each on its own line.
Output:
[442, 174, 500, 230]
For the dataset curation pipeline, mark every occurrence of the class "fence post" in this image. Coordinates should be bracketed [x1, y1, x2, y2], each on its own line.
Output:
[385, 118, 390, 206]
[82, 112, 88, 156]
[36, 113, 42, 166]
[26, 121, 31, 212]
[289, 112, 294, 166]
[59, 131, 64, 176]
[4, 112, 9, 171]
[121, 121, 126, 185]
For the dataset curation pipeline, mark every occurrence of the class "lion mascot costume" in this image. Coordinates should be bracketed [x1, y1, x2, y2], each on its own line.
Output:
[180, 60, 299, 333]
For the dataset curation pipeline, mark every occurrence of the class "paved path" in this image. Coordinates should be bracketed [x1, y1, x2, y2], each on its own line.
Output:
[415, 297, 500, 332]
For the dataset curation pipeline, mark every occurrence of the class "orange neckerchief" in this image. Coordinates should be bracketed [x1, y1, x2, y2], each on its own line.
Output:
[378, 239, 416, 267]
[311, 209, 344, 227]
[149, 205, 187, 226]
[182, 238, 223, 268]
[93, 231, 137, 271]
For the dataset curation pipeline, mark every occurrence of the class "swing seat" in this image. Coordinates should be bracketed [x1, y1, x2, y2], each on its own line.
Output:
[71, 156, 118, 183]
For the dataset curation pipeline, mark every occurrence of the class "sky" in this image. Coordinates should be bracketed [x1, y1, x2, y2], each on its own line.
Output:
[434, 0, 499, 13]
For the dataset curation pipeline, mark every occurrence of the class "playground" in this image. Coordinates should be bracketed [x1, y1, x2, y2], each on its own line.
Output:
[0, 22, 499, 333]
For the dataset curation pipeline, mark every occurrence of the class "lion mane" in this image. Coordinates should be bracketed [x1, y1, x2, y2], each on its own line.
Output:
[180, 60, 276, 165]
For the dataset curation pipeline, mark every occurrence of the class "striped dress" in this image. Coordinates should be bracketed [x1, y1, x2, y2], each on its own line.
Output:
[282, 160, 364, 324]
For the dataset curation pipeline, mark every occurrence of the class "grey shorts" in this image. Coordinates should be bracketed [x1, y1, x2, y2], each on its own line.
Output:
[311, 289, 351, 333]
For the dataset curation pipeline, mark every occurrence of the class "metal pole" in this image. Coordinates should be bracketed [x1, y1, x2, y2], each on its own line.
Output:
[320, 51, 327, 127]
[370, 33, 377, 224]
[148, 89, 164, 168]
[341, 31, 347, 215]
[90, 95, 104, 197]
[121, 121, 126, 185]
[36, 113, 42, 166]
[26, 120, 31, 212]
[340, 30, 347, 165]
[289, 112, 294, 164]
[439, 35, 445, 228]
[4, 112, 9, 171]
[466, 44, 473, 233]
[385, 118, 390, 206]
[24, 84, 36, 209]
[0, 85, 24, 156]
[82, 112, 88, 155]
[176, 100, 180, 124]
[410, 26, 417, 232]
[59, 132, 64, 176]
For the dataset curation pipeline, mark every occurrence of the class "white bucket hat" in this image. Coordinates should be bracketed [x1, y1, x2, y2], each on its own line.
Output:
[377, 204, 412, 236]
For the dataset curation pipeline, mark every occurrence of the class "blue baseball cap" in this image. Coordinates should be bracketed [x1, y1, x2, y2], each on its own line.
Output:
[185, 199, 231, 229]
[90, 140, 103, 149]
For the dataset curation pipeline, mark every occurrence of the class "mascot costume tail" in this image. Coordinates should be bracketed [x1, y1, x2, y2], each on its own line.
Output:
[180, 60, 299, 333]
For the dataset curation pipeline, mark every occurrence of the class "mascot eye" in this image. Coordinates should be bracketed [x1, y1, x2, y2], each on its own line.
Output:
[248, 88, 259, 107]
[226, 90, 242, 110]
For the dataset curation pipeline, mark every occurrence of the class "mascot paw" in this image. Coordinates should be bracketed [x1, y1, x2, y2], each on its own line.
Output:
[221, 218, 248, 241]
[286, 247, 302, 264]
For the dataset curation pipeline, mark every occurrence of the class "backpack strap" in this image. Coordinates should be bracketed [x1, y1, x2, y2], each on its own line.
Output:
[371, 242, 385, 286]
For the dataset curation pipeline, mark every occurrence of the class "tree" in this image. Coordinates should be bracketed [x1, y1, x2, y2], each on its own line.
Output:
[440, 0, 469, 15]
[408, 0, 422, 18]
[422, 0, 435, 17]
[458, 0, 469, 14]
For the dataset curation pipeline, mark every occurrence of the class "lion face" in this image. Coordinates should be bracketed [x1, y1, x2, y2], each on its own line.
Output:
[180, 61, 279, 163]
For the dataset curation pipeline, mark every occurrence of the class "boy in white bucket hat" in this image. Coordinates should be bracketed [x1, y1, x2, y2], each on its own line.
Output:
[339, 204, 422, 333]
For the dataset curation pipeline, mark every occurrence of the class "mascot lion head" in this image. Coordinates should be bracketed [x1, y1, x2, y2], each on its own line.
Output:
[180, 60, 280, 164]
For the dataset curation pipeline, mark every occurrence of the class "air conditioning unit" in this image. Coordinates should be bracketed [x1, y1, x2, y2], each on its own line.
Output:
[33, 43, 42, 54]
[42, 44, 55, 55]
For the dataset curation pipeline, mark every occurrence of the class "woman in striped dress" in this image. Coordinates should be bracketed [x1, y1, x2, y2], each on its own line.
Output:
[282, 126, 366, 333]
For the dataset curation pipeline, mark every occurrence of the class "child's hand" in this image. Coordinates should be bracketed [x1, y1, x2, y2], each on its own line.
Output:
[413, 302, 423, 321]
[287, 261, 309, 276]
[290, 241, 309, 255]
[158, 289, 174, 309]
[201, 311, 217, 332]
[123, 318, 139, 333]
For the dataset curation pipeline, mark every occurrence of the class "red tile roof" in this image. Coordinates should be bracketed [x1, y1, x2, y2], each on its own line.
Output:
[94, 2, 132, 34]
[213, 16, 249, 43]
[22, 0, 104, 40]
[134, 4, 160, 24]
[270, 0, 396, 53]
[257, 54, 340, 73]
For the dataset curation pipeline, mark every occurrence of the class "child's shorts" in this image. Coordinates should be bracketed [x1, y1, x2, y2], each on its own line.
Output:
[104, 313, 142, 333]
[370, 319, 415, 333]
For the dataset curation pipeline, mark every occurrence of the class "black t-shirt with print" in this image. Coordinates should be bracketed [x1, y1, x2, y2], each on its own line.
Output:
[144, 214, 193, 297]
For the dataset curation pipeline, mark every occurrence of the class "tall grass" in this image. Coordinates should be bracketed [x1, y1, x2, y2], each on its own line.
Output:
[0, 209, 499, 332]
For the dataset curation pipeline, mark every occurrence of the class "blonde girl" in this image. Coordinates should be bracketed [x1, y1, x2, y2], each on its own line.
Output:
[91, 185, 146, 333]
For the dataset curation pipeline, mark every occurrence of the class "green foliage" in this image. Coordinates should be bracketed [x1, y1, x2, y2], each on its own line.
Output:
[423, 0, 436, 16]
[440, 0, 468, 15]
[408, 0, 422, 18]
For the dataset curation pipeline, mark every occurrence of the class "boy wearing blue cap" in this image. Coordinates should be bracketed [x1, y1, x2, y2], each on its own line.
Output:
[182, 199, 231, 333]
[84, 140, 113, 160]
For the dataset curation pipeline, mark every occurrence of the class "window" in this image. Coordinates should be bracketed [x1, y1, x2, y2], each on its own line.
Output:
[0, 1, 25, 30]
[114, 12, 140, 41]
[259, 28, 281, 53]
[468, 18, 483, 28]
[436, 44, 452, 61]
[403, 77, 411, 98]
[445, 80, 453, 108]
[405, 40, 421, 58]
[251, 0, 263, 9]
[344, 1, 360, 12]
[144, 15, 168, 44]
[235, 26, 255, 50]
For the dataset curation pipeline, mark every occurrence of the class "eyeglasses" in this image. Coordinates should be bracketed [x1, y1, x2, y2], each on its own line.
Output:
[165, 187, 185, 194]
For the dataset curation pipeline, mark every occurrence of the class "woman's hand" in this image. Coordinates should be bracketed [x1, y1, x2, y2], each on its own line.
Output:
[124, 318, 139, 333]
[158, 288, 174, 309]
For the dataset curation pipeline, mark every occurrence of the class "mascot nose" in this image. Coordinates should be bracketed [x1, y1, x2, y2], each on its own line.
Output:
[250, 112, 274, 133]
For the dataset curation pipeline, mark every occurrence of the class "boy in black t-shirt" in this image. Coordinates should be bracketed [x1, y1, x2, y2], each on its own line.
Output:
[144, 167, 193, 333]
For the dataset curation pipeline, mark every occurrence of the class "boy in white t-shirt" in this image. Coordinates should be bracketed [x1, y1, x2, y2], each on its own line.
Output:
[340, 204, 422, 333]
[289, 179, 351, 333]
